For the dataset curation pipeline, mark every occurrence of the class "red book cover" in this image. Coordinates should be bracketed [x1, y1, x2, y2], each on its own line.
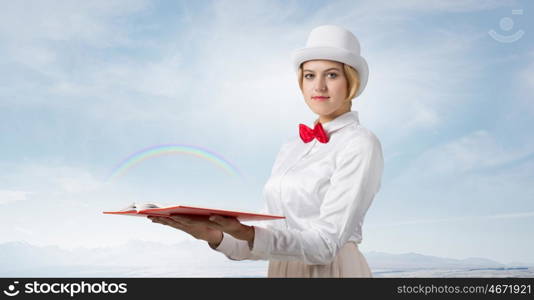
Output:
[103, 203, 285, 221]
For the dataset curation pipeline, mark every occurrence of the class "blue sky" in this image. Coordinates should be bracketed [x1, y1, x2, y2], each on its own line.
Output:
[1, 0, 533, 265]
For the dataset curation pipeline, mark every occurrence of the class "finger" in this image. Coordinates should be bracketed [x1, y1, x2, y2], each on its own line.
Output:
[159, 217, 191, 231]
[171, 215, 212, 226]
[153, 217, 180, 228]
[170, 215, 195, 225]
[149, 216, 164, 223]
[149, 216, 168, 221]
[166, 219, 188, 230]
[208, 215, 245, 235]
[209, 215, 238, 226]
[161, 216, 181, 225]
[208, 215, 223, 224]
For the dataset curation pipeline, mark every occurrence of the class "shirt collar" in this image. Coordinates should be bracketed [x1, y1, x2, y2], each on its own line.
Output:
[313, 110, 360, 135]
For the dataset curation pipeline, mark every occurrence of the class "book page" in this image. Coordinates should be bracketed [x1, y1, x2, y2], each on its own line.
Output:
[134, 203, 160, 211]
[117, 203, 161, 212]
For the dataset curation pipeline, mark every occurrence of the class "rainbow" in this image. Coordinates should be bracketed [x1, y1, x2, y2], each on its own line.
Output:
[106, 144, 245, 183]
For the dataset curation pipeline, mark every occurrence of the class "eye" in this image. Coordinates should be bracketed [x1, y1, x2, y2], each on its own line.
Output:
[304, 73, 314, 79]
[327, 73, 338, 78]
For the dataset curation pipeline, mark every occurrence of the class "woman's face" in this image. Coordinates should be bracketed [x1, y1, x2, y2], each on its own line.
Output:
[301, 60, 349, 123]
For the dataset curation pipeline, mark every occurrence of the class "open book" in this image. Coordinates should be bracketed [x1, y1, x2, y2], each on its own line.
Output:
[103, 203, 285, 221]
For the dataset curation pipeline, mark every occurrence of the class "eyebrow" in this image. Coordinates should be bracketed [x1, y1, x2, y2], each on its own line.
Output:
[303, 67, 341, 72]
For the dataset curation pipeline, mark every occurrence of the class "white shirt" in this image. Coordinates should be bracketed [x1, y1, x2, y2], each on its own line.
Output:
[214, 110, 384, 265]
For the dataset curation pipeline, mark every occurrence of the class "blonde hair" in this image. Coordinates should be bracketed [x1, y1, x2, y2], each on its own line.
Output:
[297, 63, 360, 109]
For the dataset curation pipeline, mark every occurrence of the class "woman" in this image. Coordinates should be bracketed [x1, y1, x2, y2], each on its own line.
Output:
[148, 24, 383, 278]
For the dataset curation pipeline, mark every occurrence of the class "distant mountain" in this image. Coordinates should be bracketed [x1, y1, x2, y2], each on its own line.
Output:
[364, 251, 525, 269]
[0, 241, 532, 277]
[0, 240, 267, 277]
[364, 251, 534, 277]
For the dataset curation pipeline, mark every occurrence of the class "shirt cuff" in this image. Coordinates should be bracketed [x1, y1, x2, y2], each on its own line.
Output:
[214, 232, 236, 254]
[250, 225, 273, 257]
[212, 232, 255, 261]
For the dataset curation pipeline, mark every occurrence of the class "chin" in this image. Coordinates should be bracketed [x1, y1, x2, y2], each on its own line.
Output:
[306, 101, 339, 115]
[308, 105, 333, 115]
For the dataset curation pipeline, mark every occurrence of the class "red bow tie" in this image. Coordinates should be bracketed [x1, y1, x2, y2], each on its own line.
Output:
[299, 122, 329, 143]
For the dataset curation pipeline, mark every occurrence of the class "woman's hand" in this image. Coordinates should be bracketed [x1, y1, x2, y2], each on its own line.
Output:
[148, 214, 255, 249]
[148, 215, 222, 246]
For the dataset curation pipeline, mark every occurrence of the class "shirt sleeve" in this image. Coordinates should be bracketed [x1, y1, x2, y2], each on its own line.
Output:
[210, 232, 263, 261]
[248, 134, 384, 265]
[210, 202, 269, 261]
[210, 140, 292, 261]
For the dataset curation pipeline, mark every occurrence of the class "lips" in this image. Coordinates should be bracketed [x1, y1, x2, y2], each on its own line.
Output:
[312, 96, 329, 101]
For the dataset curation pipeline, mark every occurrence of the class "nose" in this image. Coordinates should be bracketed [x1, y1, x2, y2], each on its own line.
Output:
[313, 77, 327, 92]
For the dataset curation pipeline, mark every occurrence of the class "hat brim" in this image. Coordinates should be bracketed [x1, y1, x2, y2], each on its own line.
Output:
[291, 46, 369, 97]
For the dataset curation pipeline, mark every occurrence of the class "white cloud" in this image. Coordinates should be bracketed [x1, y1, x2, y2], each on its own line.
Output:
[380, 0, 516, 13]
[0, 0, 167, 109]
[429, 130, 516, 173]
[171, 0, 499, 146]
[1, 0, 532, 261]
[380, 129, 534, 222]
[0, 0, 512, 141]
[0, 190, 30, 205]
[0, 0, 152, 92]
[398, 130, 533, 179]
[14, 226, 34, 236]
[368, 210, 534, 228]
[517, 51, 534, 114]
[54, 172, 103, 194]
[0, 0, 149, 45]
[307, 0, 516, 31]
[0, 162, 105, 195]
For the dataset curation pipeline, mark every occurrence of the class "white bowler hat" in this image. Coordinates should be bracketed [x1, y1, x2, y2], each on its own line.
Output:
[291, 25, 369, 97]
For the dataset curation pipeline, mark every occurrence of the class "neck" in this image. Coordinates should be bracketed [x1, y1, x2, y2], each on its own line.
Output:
[316, 109, 351, 125]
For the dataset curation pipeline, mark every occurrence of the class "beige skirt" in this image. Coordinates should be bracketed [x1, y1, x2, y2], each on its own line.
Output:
[267, 242, 373, 278]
